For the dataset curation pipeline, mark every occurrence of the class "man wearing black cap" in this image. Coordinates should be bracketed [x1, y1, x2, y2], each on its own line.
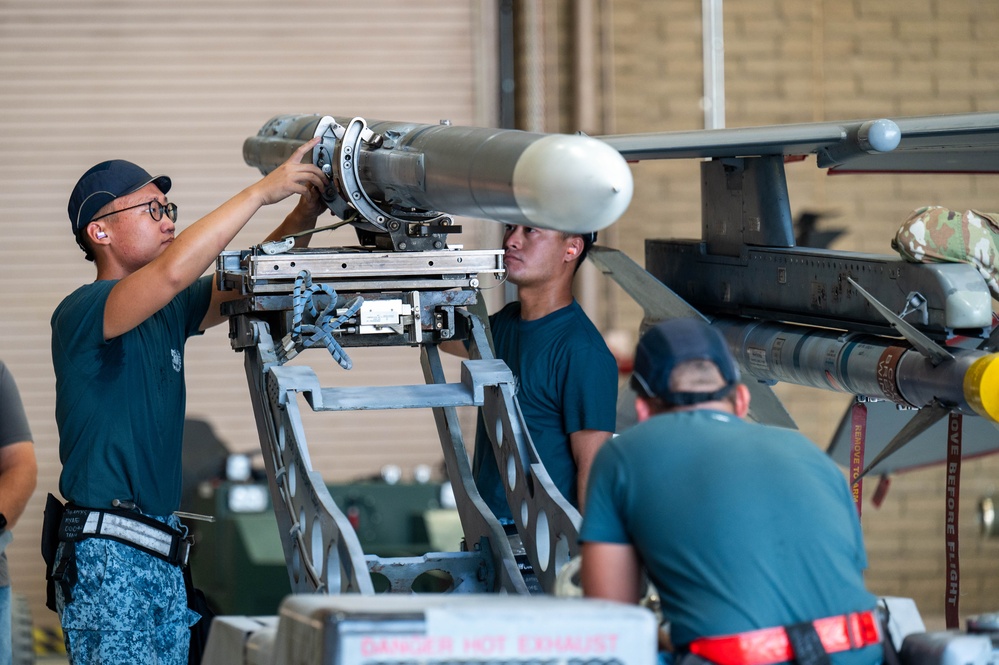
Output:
[580, 318, 882, 665]
[48, 139, 325, 663]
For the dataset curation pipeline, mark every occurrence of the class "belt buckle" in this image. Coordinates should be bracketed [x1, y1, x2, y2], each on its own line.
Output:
[844, 613, 858, 649]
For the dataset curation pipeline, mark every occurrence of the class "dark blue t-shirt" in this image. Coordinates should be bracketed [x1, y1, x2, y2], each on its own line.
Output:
[582, 409, 880, 665]
[473, 300, 617, 520]
[51, 276, 213, 516]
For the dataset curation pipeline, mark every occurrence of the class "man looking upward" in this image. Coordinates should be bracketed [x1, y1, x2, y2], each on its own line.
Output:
[465, 224, 618, 521]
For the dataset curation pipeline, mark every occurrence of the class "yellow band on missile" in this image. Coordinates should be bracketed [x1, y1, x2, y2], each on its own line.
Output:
[964, 352, 999, 422]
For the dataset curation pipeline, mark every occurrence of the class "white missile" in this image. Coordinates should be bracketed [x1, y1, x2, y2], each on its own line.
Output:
[244, 114, 633, 235]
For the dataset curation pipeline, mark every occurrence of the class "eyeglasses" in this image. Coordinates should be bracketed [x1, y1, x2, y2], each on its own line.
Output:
[91, 200, 178, 223]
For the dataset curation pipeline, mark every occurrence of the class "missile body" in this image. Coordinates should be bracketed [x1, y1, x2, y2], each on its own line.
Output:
[244, 114, 633, 235]
[713, 317, 999, 423]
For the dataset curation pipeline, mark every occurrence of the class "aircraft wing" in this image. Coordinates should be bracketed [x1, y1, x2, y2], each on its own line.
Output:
[598, 119, 892, 163]
[829, 112, 999, 174]
[598, 111, 999, 174]
[597, 110, 999, 475]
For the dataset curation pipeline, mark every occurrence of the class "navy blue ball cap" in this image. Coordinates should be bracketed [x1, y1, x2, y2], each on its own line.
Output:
[630, 317, 741, 406]
[68, 160, 171, 235]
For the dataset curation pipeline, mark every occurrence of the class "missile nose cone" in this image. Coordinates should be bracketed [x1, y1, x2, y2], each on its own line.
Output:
[964, 352, 999, 422]
[511, 134, 634, 234]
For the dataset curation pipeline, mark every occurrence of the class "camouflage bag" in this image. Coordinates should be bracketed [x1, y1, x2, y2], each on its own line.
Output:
[892, 206, 999, 300]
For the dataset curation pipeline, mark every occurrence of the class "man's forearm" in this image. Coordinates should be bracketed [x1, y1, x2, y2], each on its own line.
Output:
[0, 441, 37, 528]
[571, 429, 613, 513]
[580, 541, 644, 603]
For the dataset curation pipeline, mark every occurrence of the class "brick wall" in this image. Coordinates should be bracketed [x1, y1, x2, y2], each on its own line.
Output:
[606, 0, 999, 623]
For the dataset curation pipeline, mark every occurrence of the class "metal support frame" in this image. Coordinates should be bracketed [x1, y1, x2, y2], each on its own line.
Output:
[462, 312, 581, 593]
[224, 247, 581, 596]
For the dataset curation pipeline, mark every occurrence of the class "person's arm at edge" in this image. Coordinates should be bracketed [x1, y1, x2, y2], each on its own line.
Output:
[103, 139, 325, 340]
[571, 428, 613, 514]
[580, 540, 643, 603]
[0, 441, 37, 529]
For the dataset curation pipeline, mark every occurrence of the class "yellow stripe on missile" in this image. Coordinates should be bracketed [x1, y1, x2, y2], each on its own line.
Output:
[964, 352, 999, 422]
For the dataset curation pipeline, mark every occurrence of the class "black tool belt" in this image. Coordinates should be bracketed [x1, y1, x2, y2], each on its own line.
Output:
[42, 494, 193, 613]
[59, 505, 192, 567]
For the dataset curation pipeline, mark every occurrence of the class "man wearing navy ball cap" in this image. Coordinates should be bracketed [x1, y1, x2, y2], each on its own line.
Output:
[581, 317, 882, 665]
[67, 159, 174, 261]
[48, 143, 326, 663]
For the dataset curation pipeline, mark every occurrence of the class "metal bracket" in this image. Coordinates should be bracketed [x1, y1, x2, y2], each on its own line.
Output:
[314, 115, 450, 248]
[899, 291, 929, 325]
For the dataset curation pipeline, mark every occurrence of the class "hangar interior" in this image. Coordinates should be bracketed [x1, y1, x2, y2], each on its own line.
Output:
[0, 0, 997, 652]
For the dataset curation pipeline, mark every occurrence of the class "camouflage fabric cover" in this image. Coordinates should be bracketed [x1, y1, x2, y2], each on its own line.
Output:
[892, 206, 999, 299]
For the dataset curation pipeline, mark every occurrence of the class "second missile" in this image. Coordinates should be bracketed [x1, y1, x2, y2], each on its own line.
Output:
[713, 317, 999, 423]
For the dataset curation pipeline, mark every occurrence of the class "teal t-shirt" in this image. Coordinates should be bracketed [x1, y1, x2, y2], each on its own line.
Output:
[581, 410, 880, 665]
[473, 300, 617, 520]
[51, 275, 213, 516]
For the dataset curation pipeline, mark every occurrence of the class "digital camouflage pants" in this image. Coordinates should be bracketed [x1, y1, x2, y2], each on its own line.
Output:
[55, 516, 199, 664]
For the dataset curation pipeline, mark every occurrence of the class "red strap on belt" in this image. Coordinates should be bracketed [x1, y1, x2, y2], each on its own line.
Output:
[688, 610, 882, 665]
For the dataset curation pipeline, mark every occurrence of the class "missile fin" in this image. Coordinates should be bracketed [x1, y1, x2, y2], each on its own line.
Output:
[587, 247, 703, 322]
[857, 401, 951, 480]
[846, 277, 953, 365]
[588, 246, 797, 430]
[740, 380, 799, 431]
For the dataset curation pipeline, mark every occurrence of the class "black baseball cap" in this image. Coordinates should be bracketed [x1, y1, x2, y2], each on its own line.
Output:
[68, 160, 171, 236]
[630, 317, 741, 406]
